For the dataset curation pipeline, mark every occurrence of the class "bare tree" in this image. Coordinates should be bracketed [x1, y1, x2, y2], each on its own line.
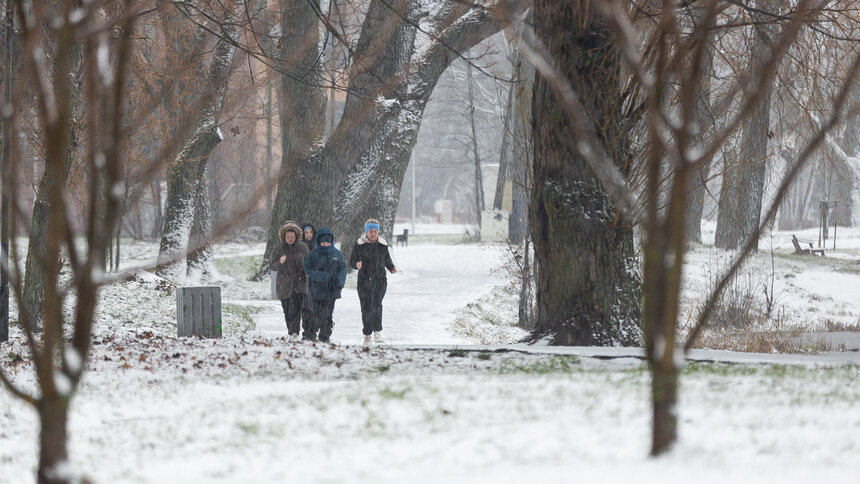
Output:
[512, 0, 860, 455]
[0, 2, 141, 480]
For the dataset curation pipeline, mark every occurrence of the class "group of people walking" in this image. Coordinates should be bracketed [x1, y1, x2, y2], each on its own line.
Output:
[269, 219, 397, 344]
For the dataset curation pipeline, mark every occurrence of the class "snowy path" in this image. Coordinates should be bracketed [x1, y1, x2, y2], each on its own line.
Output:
[241, 244, 505, 345]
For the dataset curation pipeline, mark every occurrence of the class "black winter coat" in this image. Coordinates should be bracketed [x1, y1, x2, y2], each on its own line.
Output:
[349, 235, 395, 283]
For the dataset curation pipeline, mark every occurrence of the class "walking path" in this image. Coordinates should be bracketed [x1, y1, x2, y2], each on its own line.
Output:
[245, 244, 505, 346]
[239, 242, 860, 365]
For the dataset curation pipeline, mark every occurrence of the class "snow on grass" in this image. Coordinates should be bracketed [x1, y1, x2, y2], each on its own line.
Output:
[3, 228, 860, 481]
[2, 337, 859, 483]
[681, 225, 860, 348]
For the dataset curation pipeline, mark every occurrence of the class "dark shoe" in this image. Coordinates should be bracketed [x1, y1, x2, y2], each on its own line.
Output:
[302, 334, 317, 342]
[318, 336, 330, 343]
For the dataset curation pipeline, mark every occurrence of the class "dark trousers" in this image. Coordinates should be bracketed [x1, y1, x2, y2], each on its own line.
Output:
[280, 292, 303, 335]
[312, 299, 336, 339]
[358, 278, 387, 336]
[301, 293, 316, 337]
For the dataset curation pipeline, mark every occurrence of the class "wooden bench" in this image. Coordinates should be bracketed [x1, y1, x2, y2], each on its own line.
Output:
[791, 234, 825, 257]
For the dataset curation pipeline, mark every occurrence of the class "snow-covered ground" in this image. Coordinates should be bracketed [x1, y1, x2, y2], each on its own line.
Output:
[251, 244, 508, 345]
[682, 224, 860, 350]
[2, 224, 860, 482]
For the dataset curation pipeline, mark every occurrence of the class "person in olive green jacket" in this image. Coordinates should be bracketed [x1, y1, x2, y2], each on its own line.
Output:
[269, 222, 309, 342]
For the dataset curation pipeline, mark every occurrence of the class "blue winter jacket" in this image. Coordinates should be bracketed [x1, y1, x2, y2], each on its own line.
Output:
[304, 227, 347, 300]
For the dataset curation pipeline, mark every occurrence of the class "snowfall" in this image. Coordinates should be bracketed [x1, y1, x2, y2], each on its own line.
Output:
[1, 223, 860, 483]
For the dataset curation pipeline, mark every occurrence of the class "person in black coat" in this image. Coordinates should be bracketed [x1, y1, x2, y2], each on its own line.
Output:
[349, 218, 397, 344]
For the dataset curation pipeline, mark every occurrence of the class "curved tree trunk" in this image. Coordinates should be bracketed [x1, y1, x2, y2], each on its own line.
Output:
[263, 0, 409, 265]
[333, 2, 509, 260]
[266, 1, 511, 267]
[157, 129, 222, 280]
[156, 3, 240, 279]
[529, 0, 641, 346]
[186, 132, 222, 279]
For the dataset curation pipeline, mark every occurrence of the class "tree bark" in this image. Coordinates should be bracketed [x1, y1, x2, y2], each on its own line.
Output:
[493, 79, 514, 212]
[715, 0, 777, 250]
[529, 0, 641, 346]
[683, 5, 717, 245]
[262, 0, 327, 268]
[264, 1, 509, 268]
[0, 0, 15, 342]
[22, 39, 83, 328]
[333, 3, 508, 261]
[508, 48, 533, 245]
[467, 60, 485, 229]
[36, 394, 69, 484]
[156, 3, 239, 279]
[186, 132, 222, 278]
[157, 129, 222, 280]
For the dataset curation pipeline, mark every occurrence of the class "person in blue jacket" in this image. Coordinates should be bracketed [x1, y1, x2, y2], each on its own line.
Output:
[303, 227, 347, 343]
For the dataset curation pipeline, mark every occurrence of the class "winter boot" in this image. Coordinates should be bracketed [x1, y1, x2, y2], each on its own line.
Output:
[363, 335, 372, 345]
[373, 332, 384, 343]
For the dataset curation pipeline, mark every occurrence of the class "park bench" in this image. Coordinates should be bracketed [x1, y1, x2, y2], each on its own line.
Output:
[791, 234, 825, 257]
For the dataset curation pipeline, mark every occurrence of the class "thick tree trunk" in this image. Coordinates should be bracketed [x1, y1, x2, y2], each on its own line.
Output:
[157, 129, 221, 280]
[262, 0, 327, 268]
[22, 192, 50, 326]
[715, 0, 776, 250]
[156, 3, 239, 278]
[266, 1, 509, 270]
[187, 133, 221, 279]
[530, 0, 641, 346]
